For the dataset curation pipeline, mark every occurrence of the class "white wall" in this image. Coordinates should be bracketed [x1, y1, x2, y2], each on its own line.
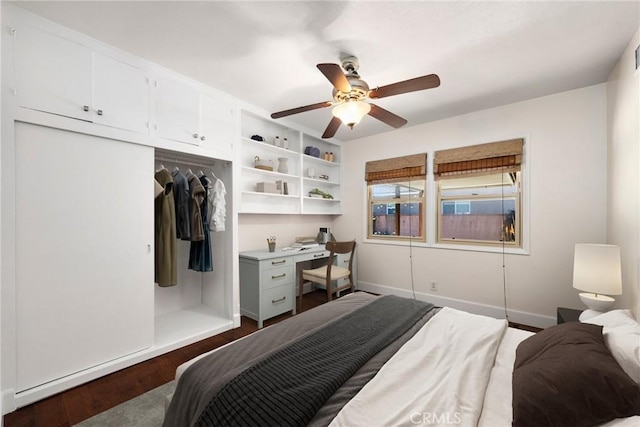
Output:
[333, 84, 610, 327]
[238, 214, 339, 252]
[607, 28, 640, 318]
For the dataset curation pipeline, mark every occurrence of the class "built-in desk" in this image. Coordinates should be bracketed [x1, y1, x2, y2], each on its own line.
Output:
[240, 246, 330, 328]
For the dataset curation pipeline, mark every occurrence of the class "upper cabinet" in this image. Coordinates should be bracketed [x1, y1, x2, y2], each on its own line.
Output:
[9, 16, 237, 159]
[155, 76, 200, 144]
[93, 54, 151, 134]
[240, 109, 342, 215]
[13, 24, 151, 135]
[199, 92, 237, 156]
[14, 24, 94, 122]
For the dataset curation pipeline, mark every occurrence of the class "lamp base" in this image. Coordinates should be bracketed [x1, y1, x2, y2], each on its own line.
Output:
[578, 292, 615, 312]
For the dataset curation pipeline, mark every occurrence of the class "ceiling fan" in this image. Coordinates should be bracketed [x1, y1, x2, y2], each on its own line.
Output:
[271, 56, 440, 139]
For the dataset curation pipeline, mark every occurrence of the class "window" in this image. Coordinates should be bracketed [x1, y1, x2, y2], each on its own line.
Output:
[366, 154, 427, 241]
[438, 172, 520, 245]
[434, 139, 524, 247]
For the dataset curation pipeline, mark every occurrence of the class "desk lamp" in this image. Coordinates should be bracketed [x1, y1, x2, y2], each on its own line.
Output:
[572, 243, 622, 321]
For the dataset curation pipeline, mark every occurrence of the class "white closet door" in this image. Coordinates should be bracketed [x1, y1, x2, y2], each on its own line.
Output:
[14, 123, 154, 392]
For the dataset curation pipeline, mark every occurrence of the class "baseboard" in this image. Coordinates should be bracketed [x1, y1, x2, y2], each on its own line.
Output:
[357, 281, 555, 329]
[2, 388, 16, 416]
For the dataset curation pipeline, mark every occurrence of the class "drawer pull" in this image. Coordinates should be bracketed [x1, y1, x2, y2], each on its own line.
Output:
[272, 296, 286, 304]
[271, 273, 286, 279]
[271, 259, 286, 265]
[314, 253, 326, 258]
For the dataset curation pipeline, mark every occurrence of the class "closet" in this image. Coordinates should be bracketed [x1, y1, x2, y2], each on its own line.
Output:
[153, 150, 234, 350]
[2, 4, 238, 411]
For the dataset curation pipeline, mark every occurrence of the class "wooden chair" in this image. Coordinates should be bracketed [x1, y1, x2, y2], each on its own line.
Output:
[298, 240, 356, 313]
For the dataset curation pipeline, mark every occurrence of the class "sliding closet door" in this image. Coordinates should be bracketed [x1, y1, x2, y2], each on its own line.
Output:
[14, 123, 154, 392]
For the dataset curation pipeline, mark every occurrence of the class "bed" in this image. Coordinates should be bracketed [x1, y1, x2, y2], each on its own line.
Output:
[163, 292, 640, 427]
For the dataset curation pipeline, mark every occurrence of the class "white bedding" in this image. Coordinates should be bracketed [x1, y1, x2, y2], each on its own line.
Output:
[330, 307, 507, 427]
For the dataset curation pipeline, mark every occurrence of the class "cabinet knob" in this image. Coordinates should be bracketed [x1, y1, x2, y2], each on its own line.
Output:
[200, 135, 206, 141]
[193, 133, 199, 139]
[97, 109, 103, 116]
[83, 105, 89, 112]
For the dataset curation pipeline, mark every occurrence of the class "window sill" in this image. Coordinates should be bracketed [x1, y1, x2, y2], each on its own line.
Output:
[362, 238, 529, 255]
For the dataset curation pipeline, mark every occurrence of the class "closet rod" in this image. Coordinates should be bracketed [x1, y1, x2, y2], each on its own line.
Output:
[155, 156, 213, 170]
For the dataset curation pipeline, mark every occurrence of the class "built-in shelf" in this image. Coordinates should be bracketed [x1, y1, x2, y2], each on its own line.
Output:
[240, 109, 342, 214]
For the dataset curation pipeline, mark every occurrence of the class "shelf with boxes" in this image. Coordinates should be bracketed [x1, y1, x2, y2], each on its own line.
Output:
[240, 109, 342, 215]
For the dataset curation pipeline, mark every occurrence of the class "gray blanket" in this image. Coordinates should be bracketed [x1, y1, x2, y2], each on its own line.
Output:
[163, 292, 439, 427]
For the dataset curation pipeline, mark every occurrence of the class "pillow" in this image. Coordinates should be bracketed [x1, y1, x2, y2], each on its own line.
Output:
[512, 322, 640, 427]
[586, 309, 638, 329]
[584, 310, 640, 383]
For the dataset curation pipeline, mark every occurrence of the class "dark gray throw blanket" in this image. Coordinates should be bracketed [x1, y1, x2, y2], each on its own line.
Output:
[195, 295, 434, 427]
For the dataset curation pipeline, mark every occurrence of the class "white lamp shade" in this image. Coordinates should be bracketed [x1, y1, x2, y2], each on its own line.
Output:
[332, 101, 371, 128]
[572, 243, 622, 295]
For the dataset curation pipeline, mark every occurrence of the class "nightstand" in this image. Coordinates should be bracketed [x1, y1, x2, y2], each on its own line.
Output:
[557, 307, 582, 324]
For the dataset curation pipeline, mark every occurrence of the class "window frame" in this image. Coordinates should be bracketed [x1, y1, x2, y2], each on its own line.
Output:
[367, 179, 427, 242]
[436, 173, 522, 248]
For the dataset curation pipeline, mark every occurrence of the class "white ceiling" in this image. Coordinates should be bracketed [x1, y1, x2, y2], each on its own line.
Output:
[10, 1, 640, 141]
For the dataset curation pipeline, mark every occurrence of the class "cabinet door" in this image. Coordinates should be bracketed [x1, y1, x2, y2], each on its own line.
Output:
[93, 53, 151, 134]
[155, 76, 200, 144]
[200, 92, 237, 156]
[14, 24, 92, 121]
[14, 123, 154, 392]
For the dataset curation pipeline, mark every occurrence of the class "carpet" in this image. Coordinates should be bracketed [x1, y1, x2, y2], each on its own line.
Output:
[75, 381, 175, 426]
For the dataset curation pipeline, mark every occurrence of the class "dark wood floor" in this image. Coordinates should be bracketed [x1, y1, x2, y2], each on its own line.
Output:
[3, 290, 541, 426]
[4, 290, 330, 427]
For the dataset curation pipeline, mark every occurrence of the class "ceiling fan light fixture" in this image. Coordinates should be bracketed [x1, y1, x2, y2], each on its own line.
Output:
[332, 100, 371, 129]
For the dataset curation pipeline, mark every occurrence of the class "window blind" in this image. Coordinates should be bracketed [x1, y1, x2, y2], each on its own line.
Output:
[365, 153, 427, 184]
[433, 139, 523, 180]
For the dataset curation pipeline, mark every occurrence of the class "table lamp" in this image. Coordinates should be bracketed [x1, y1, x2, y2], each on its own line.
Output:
[572, 243, 622, 321]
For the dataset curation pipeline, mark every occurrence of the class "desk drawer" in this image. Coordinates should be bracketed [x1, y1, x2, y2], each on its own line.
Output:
[261, 265, 294, 290]
[264, 257, 291, 268]
[262, 284, 293, 320]
[295, 251, 330, 263]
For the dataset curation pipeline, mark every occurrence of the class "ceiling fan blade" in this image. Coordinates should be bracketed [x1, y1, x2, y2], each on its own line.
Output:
[368, 103, 408, 128]
[271, 101, 332, 119]
[317, 63, 352, 93]
[369, 74, 440, 99]
[322, 116, 342, 139]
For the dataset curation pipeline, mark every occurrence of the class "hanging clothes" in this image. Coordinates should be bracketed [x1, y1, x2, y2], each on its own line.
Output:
[185, 170, 205, 242]
[154, 178, 164, 199]
[189, 174, 213, 272]
[209, 175, 227, 232]
[154, 168, 177, 287]
[171, 169, 191, 240]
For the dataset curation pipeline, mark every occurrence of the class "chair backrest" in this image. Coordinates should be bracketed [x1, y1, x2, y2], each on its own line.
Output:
[325, 240, 356, 274]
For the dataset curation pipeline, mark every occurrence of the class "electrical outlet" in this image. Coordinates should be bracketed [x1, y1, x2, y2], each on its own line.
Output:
[430, 281, 438, 292]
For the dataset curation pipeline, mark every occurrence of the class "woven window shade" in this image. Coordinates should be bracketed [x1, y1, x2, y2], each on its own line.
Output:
[365, 153, 427, 184]
[433, 139, 523, 180]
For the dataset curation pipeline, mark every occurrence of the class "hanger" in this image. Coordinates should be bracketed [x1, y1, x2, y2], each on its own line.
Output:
[172, 165, 180, 172]
[210, 169, 219, 180]
[156, 163, 166, 172]
[197, 169, 205, 177]
[187, 168, 193, 175]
